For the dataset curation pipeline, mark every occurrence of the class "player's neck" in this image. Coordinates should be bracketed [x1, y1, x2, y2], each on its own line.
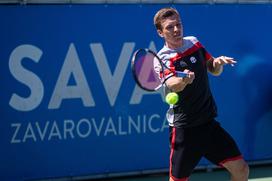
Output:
[165, 39, 183, 50]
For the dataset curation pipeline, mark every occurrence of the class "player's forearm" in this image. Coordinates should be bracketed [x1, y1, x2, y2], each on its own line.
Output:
[207, 58, 223, 76]
[166, 77, 188, 92]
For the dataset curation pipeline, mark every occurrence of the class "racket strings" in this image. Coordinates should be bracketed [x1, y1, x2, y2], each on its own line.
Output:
[133, 50, 164, 91]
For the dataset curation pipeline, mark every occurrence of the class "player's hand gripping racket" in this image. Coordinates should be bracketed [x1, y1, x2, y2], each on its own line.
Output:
[131, 49, 188, 91]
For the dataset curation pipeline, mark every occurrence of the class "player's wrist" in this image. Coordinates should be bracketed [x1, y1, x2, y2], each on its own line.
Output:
[213, 64, 223, 75]
[210, 58, 223, 75]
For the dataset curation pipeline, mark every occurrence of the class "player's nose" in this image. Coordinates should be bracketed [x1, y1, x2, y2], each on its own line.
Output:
[174, 25, 180, 32]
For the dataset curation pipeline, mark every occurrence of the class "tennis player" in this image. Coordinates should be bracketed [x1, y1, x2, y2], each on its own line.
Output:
[153, 7, 249, 181]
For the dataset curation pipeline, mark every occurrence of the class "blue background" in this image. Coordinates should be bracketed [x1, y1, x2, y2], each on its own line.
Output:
[1, 4, 272, 181]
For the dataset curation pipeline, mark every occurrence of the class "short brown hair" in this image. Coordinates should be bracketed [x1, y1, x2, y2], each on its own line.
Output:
[153, 7, 180, 30]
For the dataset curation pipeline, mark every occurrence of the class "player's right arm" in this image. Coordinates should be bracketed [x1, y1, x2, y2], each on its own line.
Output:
[165, 69, 195, 92]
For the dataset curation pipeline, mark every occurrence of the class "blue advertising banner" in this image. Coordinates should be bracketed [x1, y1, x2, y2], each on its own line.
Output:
[1, 4, 272, 181]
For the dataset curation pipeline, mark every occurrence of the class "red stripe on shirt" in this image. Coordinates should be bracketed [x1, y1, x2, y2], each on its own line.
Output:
[170, 42, 212, 62]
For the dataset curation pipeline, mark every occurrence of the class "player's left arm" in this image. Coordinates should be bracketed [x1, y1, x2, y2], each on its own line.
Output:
[206, 56, 237, 76]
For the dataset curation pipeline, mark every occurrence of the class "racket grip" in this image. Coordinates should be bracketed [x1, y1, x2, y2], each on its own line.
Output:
[176, 71, 189, 78]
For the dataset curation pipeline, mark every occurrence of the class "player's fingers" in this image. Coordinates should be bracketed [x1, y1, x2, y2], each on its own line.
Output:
[183, 69, 190, 73]
[220, 56, 237, 66]
[219, 56, 229, 64]
[229, 59, 237, 66]
[189, 71, 195, 77]
[213, 58, 220, 67]
[187, 72, 195, 84]
[224, 56, 237, 66]
[223, 56, 234, 60]
[228, 59, 237, 63]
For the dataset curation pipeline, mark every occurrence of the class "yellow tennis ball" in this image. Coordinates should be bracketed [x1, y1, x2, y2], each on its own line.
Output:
[165, 92, 179, 105]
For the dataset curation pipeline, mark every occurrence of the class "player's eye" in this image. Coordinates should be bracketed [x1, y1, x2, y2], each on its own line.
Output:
[166, 25, 173, 30]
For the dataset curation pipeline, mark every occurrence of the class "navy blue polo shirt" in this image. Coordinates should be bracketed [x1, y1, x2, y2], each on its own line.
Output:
[157, 36, 217, 128]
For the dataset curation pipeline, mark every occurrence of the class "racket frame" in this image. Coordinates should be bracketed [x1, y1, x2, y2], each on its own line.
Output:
[131, 48, 188, 91]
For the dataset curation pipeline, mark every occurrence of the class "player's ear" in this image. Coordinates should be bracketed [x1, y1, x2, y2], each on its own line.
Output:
[157, 29, 164, 38]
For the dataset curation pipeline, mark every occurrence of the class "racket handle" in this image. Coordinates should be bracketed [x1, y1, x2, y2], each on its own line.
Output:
[176, 71, 189, 78]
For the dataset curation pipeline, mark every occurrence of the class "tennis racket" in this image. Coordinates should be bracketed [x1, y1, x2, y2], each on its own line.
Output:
[131, 48, 188, 91]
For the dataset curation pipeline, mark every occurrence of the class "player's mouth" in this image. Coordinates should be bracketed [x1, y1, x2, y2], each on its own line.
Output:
[174, 35, 182, 39]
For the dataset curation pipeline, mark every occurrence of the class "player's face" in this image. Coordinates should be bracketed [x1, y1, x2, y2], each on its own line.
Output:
[158, 14, 183, 49]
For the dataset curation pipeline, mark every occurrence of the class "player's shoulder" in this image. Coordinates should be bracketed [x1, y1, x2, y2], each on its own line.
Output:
[184, 36, 199, 44]
[157, 46, 172, 60]
[157, 46, 180, 62]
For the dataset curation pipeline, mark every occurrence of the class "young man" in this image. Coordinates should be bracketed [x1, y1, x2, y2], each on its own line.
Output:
[153, 7, 249, 181]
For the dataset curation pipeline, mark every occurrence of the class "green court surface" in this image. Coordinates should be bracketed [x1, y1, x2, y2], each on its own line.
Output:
[98, 164, 272, 181]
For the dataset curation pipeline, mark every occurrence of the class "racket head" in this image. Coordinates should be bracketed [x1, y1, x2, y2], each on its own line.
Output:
[131, 49, 164, 91]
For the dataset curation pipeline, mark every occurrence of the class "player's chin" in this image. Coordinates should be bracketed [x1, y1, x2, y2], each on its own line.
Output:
[174, 36, 182, 41]
[173, 37, 182, 45]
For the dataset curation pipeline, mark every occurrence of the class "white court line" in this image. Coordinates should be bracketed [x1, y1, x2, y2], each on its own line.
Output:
[249, 178, 272, 181]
